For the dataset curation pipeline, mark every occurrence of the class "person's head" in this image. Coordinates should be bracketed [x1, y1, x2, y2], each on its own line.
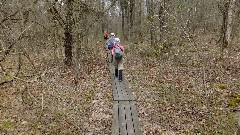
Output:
[115, 38, 120, 43]
[114, 38, 120, 45]
[110, 33, 115, 38]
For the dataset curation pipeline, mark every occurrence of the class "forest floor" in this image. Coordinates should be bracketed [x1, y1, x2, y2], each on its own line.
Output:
[0, 32, 240, 134]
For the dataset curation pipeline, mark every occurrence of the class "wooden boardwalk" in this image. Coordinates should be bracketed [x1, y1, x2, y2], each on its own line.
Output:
[108, 53, 142, 135]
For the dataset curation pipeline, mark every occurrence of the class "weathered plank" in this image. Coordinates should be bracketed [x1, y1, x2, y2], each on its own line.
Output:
[112, 101, 142, 135]
[113, 82, 135, 101]
[124, 101, 135, 135]
[119, 101, 128, 134]
[130, 101, 142, 135]
[119, 81, 135, 100]
[108, 51, 112, 63]
[112, 101, 120, 135]
[111, 79, 118, 100]
[115, 79, 124, 100]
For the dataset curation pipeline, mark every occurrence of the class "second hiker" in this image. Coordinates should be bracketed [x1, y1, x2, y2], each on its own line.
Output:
[107, 33, 116, 62]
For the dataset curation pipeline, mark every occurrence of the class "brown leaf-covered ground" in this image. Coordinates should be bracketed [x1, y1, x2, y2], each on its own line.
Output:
[0, 33, 240, 134]
[124, 33, 240, 134]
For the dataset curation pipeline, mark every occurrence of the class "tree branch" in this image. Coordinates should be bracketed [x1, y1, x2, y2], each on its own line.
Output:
[0, 10, 20, 25]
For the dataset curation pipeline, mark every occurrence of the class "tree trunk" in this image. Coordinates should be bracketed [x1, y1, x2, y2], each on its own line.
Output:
[138, 0, 142, 42]
[158, 1, 164, 42]
[225, 0, 236, 47]
[147, 0, 155, 46]
[129, 0, 135, 40]
[64, 0, 73, 66]
[120, 0, 126, 39]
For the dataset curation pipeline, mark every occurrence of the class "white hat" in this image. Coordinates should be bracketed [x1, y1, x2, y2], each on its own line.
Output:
[110, 33, 115, 36]
[115, 38, 120, 43]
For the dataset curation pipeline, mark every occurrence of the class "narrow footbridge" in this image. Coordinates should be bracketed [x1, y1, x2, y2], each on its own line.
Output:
[108, 53, 142, 135]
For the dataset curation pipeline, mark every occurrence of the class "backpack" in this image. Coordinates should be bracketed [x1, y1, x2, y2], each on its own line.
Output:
[114, 47, 123, 60]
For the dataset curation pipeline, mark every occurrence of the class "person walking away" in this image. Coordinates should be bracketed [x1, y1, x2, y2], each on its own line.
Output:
[107, 33, 115, 50]
[107, 33, 116, 62]
[104, 31, 109, 40]
[112, 38, 124, 82]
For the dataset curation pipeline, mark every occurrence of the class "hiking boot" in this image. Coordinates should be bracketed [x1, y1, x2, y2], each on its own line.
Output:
[119, 70, 123, 81]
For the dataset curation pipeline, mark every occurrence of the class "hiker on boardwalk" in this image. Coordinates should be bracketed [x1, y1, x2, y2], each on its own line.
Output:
[104, 31, 109, 40]
[111, 38, 124, 82]
[107, 33, 115, 50]
[103, 31, 109, 50]
[107, 33, 116, 62]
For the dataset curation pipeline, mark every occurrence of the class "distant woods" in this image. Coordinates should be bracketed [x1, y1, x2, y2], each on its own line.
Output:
[0, 0, 240, 66]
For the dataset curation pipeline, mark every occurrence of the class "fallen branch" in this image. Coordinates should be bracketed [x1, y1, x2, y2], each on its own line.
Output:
[0, 68, 48, 85]
[0, 10, 20, 24]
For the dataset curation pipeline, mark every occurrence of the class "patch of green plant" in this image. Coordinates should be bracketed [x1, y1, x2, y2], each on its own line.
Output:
[124, 47, 130, 54]
[53, 110, 64, 118]
[229, 98, 240, 108]
[216, 111, 237, 134]
[0, 75, 14, 84]
[0, 120, 13, 131]
[86, 90, 94, 101]
[139, 50, 154, 58]
[213, 83, 227, 90]
[226, 93, 238, 99]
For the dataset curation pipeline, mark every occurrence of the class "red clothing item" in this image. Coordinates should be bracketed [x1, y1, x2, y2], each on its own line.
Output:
[111, 44, 124, 56]
[104, 33, 108, 39]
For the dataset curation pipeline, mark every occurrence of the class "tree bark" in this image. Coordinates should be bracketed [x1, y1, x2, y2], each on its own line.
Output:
[64, 0, 73, 66]
[147, 0, 155, 46]
[129, 0, 135, 40]
[225, 0, 236, 47]
[120, 0, 127, 39]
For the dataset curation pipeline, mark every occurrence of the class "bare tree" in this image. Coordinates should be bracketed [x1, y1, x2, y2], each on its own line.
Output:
[64, 0, 73, 66]
[225, 0, 236, 48]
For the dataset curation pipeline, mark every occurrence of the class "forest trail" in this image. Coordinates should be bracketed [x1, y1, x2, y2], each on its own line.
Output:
[107, 52, 142, 135]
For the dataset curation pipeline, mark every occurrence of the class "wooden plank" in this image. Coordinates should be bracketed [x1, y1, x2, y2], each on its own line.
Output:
[113, 81, 135, 101]
[125, 101, 135, 135]
[108, 52, 112, 63]
[121, 82, 130, 100]
[109, 64, 115, 77]
[112, 101, 142, 135]
[112, 79, 118, 100]
[121, 74, 135, 100]
[123, 78, 130, 91]
[130, 101, 143, 135]
[112, 101, 120, 135]
[115, 79, 124, 100]
[118, 101, 128, 135]
[119, 81, 135, 100]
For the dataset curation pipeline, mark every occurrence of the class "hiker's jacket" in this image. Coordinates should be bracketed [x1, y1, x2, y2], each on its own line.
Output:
[104, 33, 108, 39]
[107, 38, 115, 48]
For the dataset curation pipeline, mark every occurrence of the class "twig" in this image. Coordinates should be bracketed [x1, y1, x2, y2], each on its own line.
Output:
[77, 0, 117, 39]
[0, 6, 51, 63]
[203, 66, 209, 111]
[0, 10, 20, 24]
[162, 7, 200, 59]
